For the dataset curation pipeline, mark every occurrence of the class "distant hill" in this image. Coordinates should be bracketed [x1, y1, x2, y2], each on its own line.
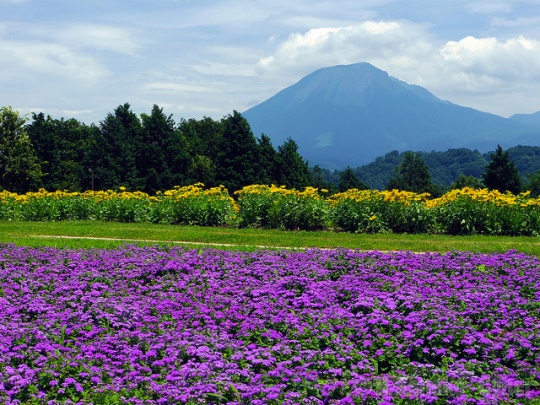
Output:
[244, 63, 540, 169]
[345, 145, 540, 190]
[510, 111, 540, 127]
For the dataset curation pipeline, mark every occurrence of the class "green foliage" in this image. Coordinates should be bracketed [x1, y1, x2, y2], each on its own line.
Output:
[338, 166, 368, 192]
[310, 165, 336, 193]
[330, 190, 433, 234]
[257, 134, 279, 185]
[276, 138, 312, 189]
[507, 145, 540, 177]
[27, 112, 99, 191]
[482, 145, 522, 194]
[525, 170, 540, 197]
[330, 192, 388, 233]
[0, 107, 43, 192]
[95, 103, 142, 190]
[387, 152, 434, 193]
[235, 185, 329, 230]
[215, 111, 263, 192]
[451, 174, 484, 190]
[138, 105, 186, 193]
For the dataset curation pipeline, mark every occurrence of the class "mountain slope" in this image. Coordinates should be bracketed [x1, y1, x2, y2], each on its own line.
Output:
[243, 63, 540, 169]
[510, 111, 540, 126]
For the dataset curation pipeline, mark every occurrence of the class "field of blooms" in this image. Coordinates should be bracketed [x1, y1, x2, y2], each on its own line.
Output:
[3, 185, 540, 235]
[1, 244, 539, 404]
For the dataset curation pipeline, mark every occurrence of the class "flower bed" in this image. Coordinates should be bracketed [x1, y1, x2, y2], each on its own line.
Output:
[1, 245, 539, 404]
[4, 185, 540, 235]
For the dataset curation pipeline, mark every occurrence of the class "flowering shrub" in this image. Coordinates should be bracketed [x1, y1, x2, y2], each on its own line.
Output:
[157, 184, 238, 226]
[0, 184, 238, 226]
[4, 186, 540, 235]
[329, 189, 433, 233]
[429, 188, 540, 236]
[1, 245, 539, 404]
[235, 185, 329, 230]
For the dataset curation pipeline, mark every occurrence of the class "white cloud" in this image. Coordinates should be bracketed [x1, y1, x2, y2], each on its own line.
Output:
[255, 21, 540, 116]
[52, 24, 142, 55]
[256, 21, 435, 85]
[438, 36, 540, 85]
[0, 39, 108, 82]
[140, 82, 215, 93]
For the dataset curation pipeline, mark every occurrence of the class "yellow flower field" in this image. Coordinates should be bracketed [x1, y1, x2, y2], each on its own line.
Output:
[2, 185, 540, 235]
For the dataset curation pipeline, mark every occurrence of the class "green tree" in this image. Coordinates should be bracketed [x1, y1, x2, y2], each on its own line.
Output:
[482, 145, 522, 194]
[525, 170, 540, 197]
[257, 134, 278, 185]
[137, 105, 189, 192]
[95, 103, 142, 190]
[276, 138, 311, 189]
[0, 107, 43, 192]
[179, 117, 223, 163]
[311, 164, 336, 193]
[451, 174, 484, 190]
[188, 155, 216, 185]
[215, 111, 262, 192]
[27, 113, 97, 191]
[387, 151, 434, 193]
[338, 166, 368, 192]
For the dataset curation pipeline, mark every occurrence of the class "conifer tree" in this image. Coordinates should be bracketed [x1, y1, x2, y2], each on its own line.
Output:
[96, 103, 142, 190]
[276, 138, 311, 189]
[338, 166, 368, 192]
[387, 151, 433, 193]
[482, 145, 522, 194]
[258, 134, 278, 185]
[215, 111, 261, 192]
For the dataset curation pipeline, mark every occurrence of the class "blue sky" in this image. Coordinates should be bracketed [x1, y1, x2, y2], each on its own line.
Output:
[2, 0, 540, 124]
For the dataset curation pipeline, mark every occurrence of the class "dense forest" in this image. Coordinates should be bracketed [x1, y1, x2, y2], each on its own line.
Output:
[0, 104, 311, 193]
[348, 146, 540, 190]
[1, 103, 540, 195]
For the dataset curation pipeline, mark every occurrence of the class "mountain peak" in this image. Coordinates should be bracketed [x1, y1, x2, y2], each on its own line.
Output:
[244, 63, 539, 169]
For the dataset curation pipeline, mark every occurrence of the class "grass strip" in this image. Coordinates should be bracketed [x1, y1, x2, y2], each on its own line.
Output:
[1, 220, 540, 254]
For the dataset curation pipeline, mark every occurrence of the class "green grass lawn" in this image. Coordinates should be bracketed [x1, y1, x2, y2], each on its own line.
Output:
[1, 220, 540, 254]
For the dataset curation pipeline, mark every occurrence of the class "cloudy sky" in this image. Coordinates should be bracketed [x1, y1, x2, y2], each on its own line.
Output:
[2, 0, 540, 124]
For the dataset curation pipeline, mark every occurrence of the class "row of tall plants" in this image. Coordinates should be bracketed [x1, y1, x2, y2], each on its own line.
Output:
[2, 184, 540, 236]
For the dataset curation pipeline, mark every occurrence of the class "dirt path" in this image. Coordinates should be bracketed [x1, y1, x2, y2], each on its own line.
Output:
[28, 234, 299, 250]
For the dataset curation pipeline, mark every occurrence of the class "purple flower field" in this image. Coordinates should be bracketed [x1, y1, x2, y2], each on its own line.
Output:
[0, 244, 539, 405]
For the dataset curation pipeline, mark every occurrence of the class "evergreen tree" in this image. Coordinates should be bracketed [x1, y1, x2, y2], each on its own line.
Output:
[0, 107, 43, 192]
[96, 103, 142, 190]
[482, 145, 522, 194]
[311, 165, 336, 193]
[27, 113, 96, 191]
[257, 134, 278, 185]
[387, 151, 434, 193]
[138, 105, 184, 192]
[338, 166, 368, 192]
[215, 111, 261, 192]
[179, 117, 223, 163]
[276, 138, 311, 189]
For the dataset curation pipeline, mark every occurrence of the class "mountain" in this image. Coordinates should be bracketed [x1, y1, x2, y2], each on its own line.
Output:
[243, 63, 540, 169]
[510, 111, 540, 126]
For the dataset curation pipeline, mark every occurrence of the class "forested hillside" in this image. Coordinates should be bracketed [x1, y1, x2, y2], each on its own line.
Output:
[350, 146, 540, 190]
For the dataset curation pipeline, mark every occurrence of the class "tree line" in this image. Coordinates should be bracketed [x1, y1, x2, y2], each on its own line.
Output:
[0, 103, 536, 196]
[0, 104, 313, 193]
